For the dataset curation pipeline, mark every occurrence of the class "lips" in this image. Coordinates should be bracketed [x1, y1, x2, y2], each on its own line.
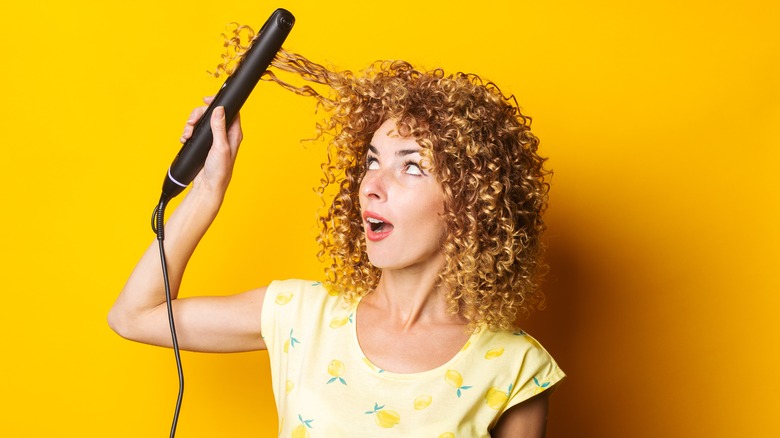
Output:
[363, 211, 394, 241]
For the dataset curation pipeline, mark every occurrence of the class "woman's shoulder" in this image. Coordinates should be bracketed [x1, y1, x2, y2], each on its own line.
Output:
[266, 279, 326, 295]
[261, 279, 351, 350]
[264, 279, 347, 314]
[473, 328, 558, 365]
[468, 328, 564, 402]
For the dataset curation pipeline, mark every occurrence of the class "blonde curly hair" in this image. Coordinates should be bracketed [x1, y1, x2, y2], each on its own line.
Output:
[261, 50, 551, 332]
[175, 17, 552, 331]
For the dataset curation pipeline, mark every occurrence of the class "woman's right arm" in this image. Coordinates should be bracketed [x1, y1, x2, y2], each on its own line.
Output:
[108, 101, 268, 353]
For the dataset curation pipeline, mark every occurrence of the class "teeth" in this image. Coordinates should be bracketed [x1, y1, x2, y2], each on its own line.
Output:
[366, 216, 386, 233]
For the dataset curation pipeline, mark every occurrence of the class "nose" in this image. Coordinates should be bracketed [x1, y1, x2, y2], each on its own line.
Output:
[360, 168, 387, 201]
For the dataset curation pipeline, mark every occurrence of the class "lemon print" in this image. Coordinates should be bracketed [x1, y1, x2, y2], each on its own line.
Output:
[438, 433, 455, 438]
[326, 359, 347, 385]
[460, 340, 471, 352]
[444, 369, 472, 398]
[445, 369, 463, 388]
[291, 424, 308, 438]
[329, 314, 352, 329]
[284, 329, 300, 353]
[275, 292, 293, 305]
[485, 384, 512, 410]
[364, 403, 400, 428]
[376, 409, 400, 428]
[285, 380, 294, 394]
[533, 376, 551, 394]
[413, 395, 432, 410]
[484, 347, 504, 360]
[327, 360, 345, 376]
[292, 414, 313, 438]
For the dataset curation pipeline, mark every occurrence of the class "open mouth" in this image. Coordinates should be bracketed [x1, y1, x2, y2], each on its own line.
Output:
[367, 217, 387, 232]
[364, 212, 394, 241]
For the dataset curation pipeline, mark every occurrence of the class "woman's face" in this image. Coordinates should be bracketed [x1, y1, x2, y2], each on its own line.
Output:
[359, 119, 446, 272]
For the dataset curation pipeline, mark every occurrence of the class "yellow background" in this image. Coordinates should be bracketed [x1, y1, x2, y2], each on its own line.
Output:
[1, 0, 778, 436]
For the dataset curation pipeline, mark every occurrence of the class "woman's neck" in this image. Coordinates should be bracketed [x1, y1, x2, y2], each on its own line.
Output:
[355, 261, 471, 373]
[365, 262, 462, 331]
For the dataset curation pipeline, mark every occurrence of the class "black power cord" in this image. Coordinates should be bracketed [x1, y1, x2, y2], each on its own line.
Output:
[152, 197, 184, 438]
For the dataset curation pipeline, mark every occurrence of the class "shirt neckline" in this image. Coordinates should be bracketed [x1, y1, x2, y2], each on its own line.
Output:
[349, 294, 482, 381]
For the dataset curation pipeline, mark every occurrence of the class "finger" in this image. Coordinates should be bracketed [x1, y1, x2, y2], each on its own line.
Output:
[192, 106, 230, 192]
[226, 112, 243, 158]
[180, 105, 209, 143]
[180, 96, 215, 143]
[210, 106, 229, 156]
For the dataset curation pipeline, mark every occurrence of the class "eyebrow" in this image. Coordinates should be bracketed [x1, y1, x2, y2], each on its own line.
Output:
[367, 145, 421, 157]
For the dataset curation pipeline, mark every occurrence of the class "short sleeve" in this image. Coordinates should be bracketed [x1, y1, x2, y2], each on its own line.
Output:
[260, 279, 284, 356]
[504, 332, 565, 412]
[261, 279, 329, 357]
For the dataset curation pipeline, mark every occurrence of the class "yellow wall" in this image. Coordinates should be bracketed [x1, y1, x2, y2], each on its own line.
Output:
[1, 1, 777, 436]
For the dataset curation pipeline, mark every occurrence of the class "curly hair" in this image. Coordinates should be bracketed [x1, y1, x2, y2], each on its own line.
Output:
[213, 27, 550, 331]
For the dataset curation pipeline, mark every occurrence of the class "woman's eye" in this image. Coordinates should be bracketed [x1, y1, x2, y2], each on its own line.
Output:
[366, 157, 379, 170]
[404, 162, 424, 176]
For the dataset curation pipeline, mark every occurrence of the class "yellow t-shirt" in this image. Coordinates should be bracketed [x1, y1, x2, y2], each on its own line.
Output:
[261, 279, 565, 437]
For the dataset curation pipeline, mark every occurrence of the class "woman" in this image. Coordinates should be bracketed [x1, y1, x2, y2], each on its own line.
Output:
[109, 50, 564, 437]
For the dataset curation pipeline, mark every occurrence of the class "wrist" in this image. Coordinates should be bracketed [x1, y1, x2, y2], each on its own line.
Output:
[169, 187, 225, 226]
[186, 184, 227, 207]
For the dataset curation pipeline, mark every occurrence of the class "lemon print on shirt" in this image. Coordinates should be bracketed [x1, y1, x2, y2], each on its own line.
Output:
[484, 347, 504, 359]
[485, 384, 513, 410]
[438, 433, 455, 438]
[413, 395, 432, 410]
[364, 403, 400, 428]
[533, 376, 551, 394]
[329, 313, 353, 329]
[326, 359, 347, 385]
[275, 292, 293, 305]
[292, 414, 313, 438]
[444, 369, 472, 398]
[284, 329, 300, 353]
